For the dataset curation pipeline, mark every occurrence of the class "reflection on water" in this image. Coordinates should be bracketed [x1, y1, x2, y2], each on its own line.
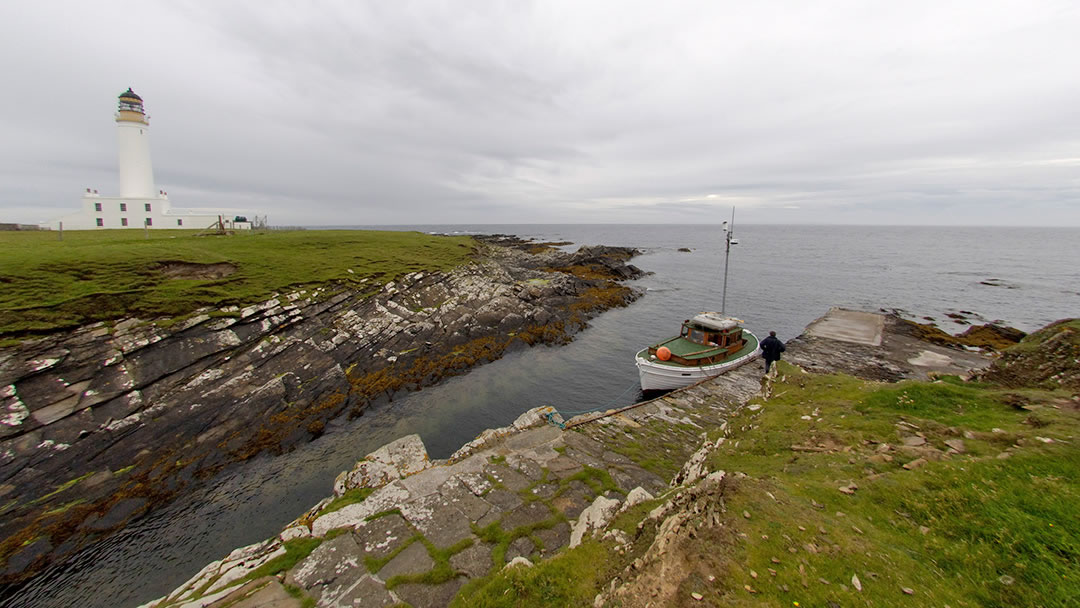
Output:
[7, 224, 1077, 608]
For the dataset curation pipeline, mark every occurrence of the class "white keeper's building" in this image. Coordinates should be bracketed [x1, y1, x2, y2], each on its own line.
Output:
[45, 88, 260, 230]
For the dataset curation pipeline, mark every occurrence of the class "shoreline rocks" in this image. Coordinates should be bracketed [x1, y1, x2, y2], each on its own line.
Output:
[131, 308, 1015, 608]
[0, 238, 644, 586]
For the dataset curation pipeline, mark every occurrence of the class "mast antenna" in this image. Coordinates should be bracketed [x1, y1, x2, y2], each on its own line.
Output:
[720, 207, 735, 316]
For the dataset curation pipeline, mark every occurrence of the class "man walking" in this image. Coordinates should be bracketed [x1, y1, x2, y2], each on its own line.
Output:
[760, 331, 785, 374]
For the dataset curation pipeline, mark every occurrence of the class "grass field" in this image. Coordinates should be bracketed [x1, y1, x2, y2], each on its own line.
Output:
[454, 364, 1079, 607]
[0, 229, 475, 336]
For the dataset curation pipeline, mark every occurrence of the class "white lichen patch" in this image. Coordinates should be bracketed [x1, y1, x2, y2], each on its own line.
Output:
[183, 368, 227, 390]
[2, 399, 29, 427]
[31, 358, 61, 372]
[1, 384, 15, 399]
[37, 439, 70, 451]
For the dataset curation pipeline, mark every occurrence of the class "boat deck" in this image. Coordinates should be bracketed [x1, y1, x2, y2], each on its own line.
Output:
[638, 331, 760, 366]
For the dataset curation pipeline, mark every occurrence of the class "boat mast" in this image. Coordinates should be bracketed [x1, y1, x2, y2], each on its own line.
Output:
[720, 207, 734, 316]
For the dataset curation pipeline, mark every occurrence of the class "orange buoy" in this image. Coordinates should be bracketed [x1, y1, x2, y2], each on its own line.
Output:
[656, 346, 672, 361]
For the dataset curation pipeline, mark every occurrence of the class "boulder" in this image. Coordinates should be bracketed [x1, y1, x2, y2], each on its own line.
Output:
[569, 495, 621, 548]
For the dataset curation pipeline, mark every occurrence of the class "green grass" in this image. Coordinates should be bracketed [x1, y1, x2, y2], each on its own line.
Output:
[383, 537, 475, 589]
[450, 360, 1077, 607]
[317, 487, 375, 518]
[451, 540, 612, 607]
[237, 537, 323, 587]
[0, 229, 474, 335]
[694, 361, 1080, 607]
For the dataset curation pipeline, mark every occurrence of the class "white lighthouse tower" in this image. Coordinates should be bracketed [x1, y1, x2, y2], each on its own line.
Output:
[115, 88, 156, 199]
[45, 88, 262, 230]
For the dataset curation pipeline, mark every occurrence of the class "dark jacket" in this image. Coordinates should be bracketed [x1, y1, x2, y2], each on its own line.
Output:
[760, 335, 785, 361]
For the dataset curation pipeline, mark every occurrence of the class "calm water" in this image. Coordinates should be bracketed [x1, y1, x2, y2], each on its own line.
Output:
[7, 225, 1078, 608]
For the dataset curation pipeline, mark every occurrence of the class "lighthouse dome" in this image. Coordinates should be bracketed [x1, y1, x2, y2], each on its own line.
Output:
[119, 88, 143, 102]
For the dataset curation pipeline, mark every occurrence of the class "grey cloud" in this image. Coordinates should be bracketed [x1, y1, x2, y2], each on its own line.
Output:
[1, 1, 1078, 226]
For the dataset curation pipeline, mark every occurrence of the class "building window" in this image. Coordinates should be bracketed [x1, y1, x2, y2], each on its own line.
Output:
[94, 202, 102, 212]
[96, 218, 103, 227]
[145, 218, 152, 226]
[177, 219, 183, 226]
[121, 218, 128, 227]
[120, 203, 127, 212]
[145, 203, 152, 212]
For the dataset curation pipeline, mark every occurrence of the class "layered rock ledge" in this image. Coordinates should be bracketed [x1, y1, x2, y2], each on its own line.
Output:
[0, 237, 643, 585]
[137, 309, 1013, 608]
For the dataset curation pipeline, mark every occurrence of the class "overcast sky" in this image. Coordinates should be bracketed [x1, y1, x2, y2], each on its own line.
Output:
[1, 1, 1077, 226]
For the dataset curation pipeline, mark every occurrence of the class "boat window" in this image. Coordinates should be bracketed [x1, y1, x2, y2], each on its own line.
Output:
[689, 329, 705, 343]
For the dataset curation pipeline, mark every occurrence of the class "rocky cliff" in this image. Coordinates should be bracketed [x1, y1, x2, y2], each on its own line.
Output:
[0, 237, 643, 585]
[132, 310, 1033, 608]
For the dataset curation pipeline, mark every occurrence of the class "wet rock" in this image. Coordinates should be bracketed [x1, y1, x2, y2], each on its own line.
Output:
[3, 536, 52, 577]
[81, 497, 148, 531]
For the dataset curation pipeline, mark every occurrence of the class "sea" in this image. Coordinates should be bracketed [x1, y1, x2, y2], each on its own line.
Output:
[6, 224, 1078, 608]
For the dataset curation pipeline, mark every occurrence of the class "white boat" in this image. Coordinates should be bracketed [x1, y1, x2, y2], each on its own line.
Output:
[635, 314, 761, 391]
[634, 210, 760, 391]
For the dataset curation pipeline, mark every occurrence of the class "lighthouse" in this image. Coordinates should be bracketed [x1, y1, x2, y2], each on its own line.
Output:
[115, 88, 156, 199]
[45, 88, 262, 230]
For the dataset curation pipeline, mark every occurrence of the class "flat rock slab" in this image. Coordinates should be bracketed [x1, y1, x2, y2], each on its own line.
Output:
[527, 483, 559, 500]
[484, 463, 532, 492]
[563, 431, 606, 456]
[610, 465, 666, 495]
[321, 573, 398, 608]
[483, 488, 523, 512]
[546, 455, 584, 478]
[564, 446, 606, 469]
[501, 425, 563, 452]
[213, 578, 302, 608]
[394, 575, 467, 608]
[505, 536, 535, 562]
[438, 479, 492, 521]
[378, 541, 434, 580]
[353, 514, 413, 560]
[505, 455, 544, 480]
[500, 501, 554, 532]
[287, 534, 364, 598]
[450, 542, 493, 579]
[551, 483, 593, 519]
[402, 494, 476, 548]
[535, 522, 571, 557]
[805, 309, 884, 346]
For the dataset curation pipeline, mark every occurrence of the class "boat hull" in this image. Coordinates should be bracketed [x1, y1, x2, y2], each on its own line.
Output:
[635, 336, 761, 391]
